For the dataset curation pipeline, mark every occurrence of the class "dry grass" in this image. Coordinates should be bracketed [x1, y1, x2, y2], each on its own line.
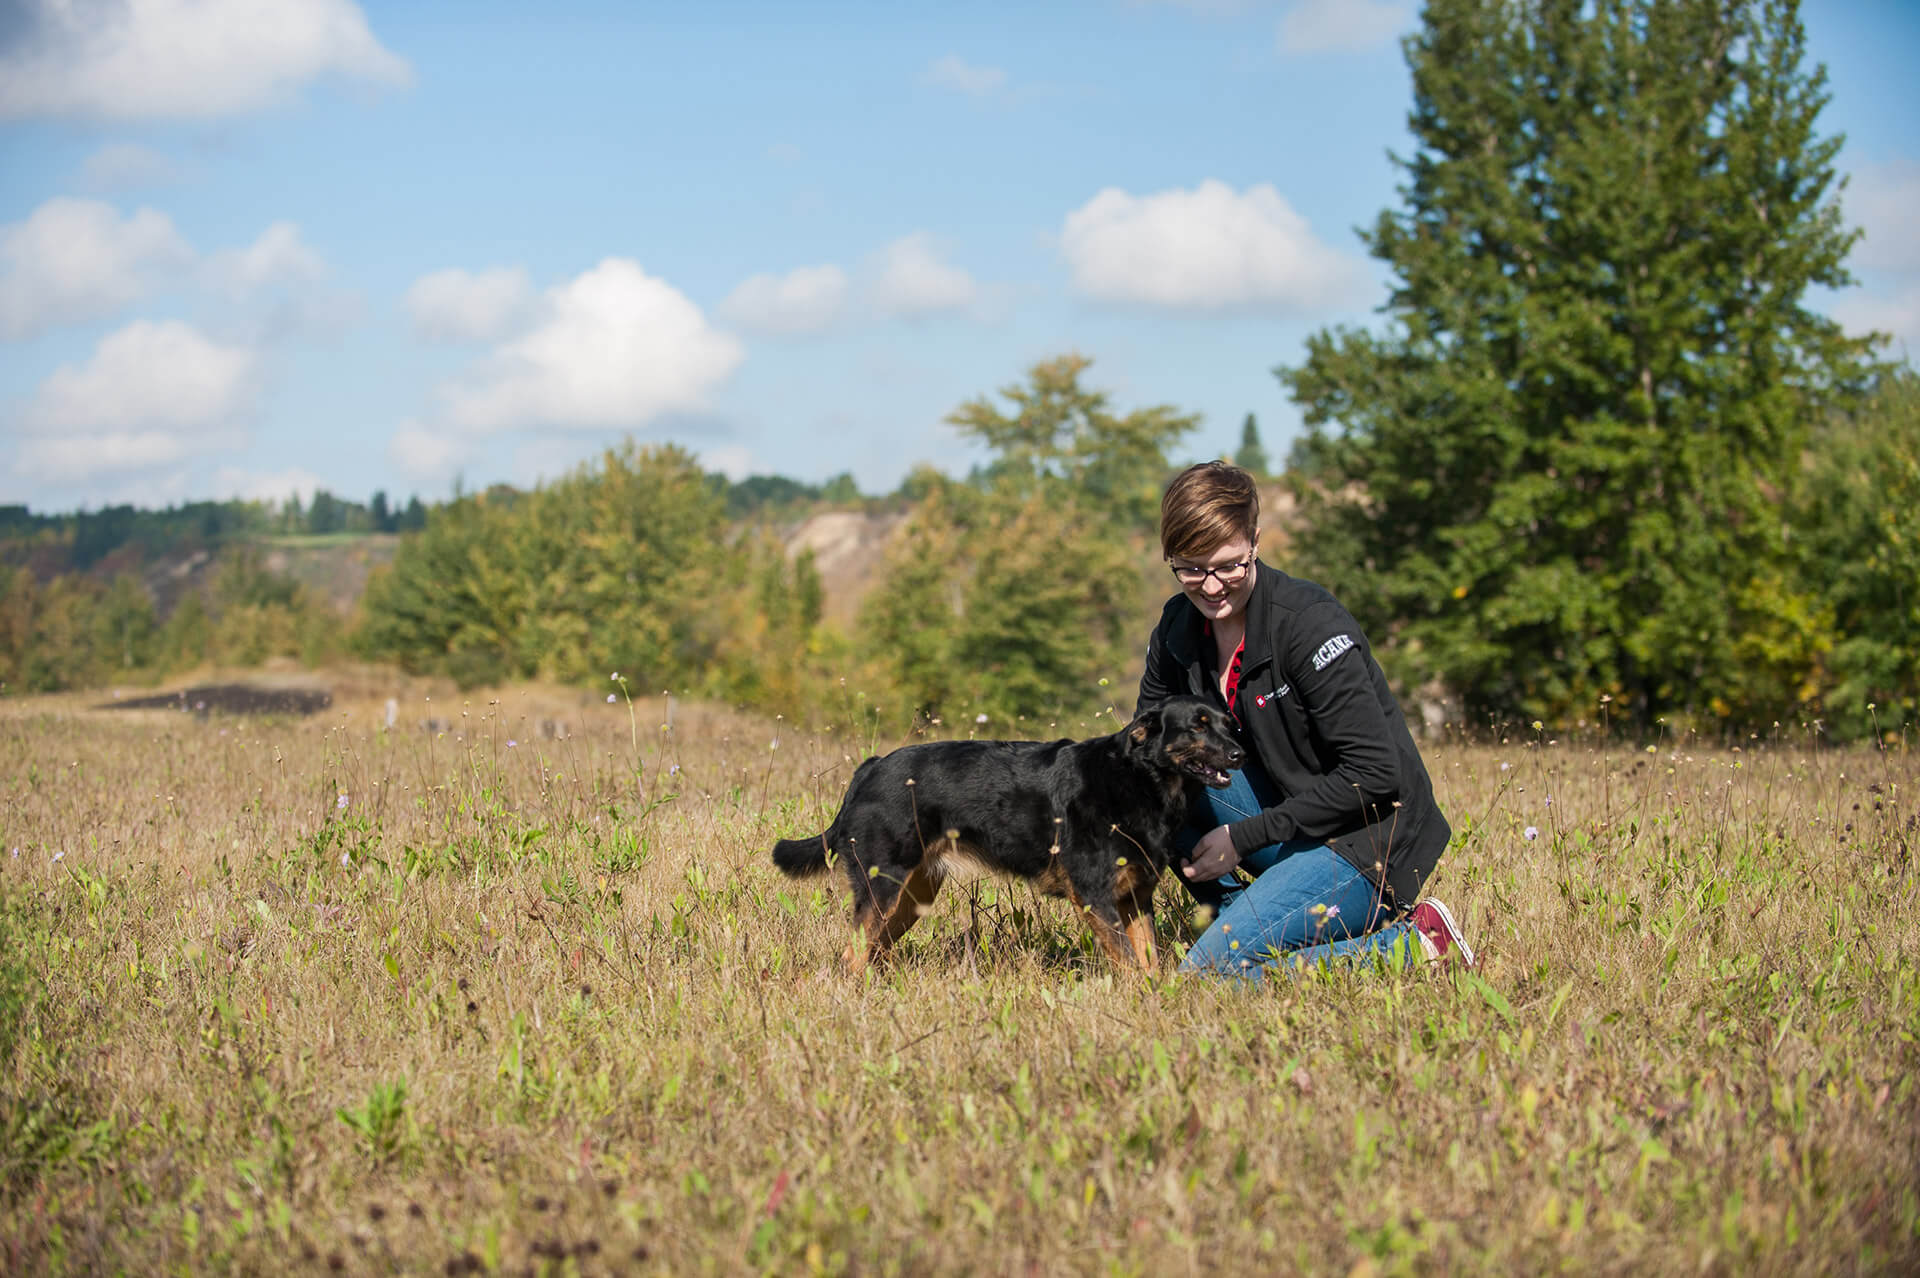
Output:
[2, 676, 1917, 1275]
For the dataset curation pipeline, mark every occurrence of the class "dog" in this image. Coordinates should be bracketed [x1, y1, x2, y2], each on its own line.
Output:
[771, 696, 1243, 972]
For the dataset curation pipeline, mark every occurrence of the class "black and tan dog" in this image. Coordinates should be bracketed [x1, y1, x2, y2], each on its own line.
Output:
[772, 696, 1243, 972]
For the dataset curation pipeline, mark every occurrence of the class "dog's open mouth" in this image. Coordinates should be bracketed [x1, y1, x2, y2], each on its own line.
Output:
[1182, 759, 1235, 788]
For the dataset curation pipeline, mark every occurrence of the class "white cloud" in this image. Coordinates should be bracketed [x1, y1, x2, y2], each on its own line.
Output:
[79, 141, 181, 190]
[11, 320, 259, 481]
[0, 0, 411, 121]
[18, 319, 257, 434]
[924, 55, 1007, 97]
[0, 197, 192, 338]
[1846, 163, 1920, 273]
[1060, 179, 1361, 310]
[700, 445, 755, 482]
[205, 221, 327, 297]
[870, 233, 978, 318]
[1277, 0, 1411, 54]
[1833, 284, 1920, 359]
[213, 465, 326, 506]
[388, 422, 470, 481]
[442, 258, 743, 432]
[404, 266, 534, 343]
[719, 264, 848, 336]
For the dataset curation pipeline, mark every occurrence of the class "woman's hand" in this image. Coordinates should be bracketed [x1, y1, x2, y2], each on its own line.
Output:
[1180, 824, 1242, 882]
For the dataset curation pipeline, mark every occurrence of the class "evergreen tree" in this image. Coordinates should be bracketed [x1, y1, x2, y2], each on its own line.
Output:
[1280, 0, 1874, 729]
[1233, 413, 1269, 477]
[306, 490, 346, 535]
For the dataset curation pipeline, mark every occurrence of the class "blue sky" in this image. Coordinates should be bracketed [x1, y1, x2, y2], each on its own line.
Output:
[2, 0, 1916, 514]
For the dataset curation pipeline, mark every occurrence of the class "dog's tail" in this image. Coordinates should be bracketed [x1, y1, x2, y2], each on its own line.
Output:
[771, 833, 833, 877]
[771, 755, 880, 877]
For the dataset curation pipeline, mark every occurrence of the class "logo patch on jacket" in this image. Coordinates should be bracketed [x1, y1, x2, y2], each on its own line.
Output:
[1311, 634, 1355, 671]
[1254, 682, 1292, 708]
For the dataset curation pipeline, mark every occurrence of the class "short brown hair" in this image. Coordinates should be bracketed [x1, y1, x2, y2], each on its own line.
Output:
[1160, 461, 1259, 560]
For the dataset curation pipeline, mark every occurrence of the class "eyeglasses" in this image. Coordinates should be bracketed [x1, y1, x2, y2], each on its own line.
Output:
[1169, 554, 1253, 588]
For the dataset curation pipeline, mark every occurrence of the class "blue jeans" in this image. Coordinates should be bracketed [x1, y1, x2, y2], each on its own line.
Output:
[1175, 761, 1422, 979]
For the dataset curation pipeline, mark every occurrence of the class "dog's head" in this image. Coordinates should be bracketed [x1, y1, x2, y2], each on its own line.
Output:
[1125, 696, 1244, 788]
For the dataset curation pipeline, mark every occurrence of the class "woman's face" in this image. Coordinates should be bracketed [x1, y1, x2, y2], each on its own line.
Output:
[1168, 537, 1258, 625]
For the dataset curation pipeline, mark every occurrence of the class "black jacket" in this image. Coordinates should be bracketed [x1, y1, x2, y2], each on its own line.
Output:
[1136, 560, 1450, 910]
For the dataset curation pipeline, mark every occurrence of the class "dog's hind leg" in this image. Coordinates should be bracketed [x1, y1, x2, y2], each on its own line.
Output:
[843, 861, 942, 975]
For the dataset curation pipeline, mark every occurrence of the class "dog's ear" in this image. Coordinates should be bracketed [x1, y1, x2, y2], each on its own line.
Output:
[1127, 706, 1162, 747]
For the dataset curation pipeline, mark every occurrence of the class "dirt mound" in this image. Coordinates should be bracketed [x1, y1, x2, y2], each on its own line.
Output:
[786, 508, 908, 626]
[100, 684, 333, 717]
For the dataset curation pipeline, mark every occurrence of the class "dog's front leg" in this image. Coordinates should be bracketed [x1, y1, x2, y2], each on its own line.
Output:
[1067, 882, 1147, 970]
[1113, 881, 1158, 968]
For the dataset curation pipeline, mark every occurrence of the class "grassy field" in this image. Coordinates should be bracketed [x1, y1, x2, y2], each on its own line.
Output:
[1, 678, 1916, 1275]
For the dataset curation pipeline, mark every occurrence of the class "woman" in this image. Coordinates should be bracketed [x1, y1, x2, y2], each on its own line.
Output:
[1137, 461, 1474, 976]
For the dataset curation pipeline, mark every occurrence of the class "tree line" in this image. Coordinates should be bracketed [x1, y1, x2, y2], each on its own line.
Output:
[0, 467, 869, 705]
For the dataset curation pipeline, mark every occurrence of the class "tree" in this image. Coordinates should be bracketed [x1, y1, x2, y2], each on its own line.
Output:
[1280, 0, 1875, 730]
[306, 490, 347, 535]
[357, 443, 727, 690]
[865, 357, 1197, 724]
[1798, 368, 1920, 737]
[94, 575, 158, 672]
[821, 472, 862, 504]
[948, 353, 1199, 530]
[1234, 413, 1270, 477]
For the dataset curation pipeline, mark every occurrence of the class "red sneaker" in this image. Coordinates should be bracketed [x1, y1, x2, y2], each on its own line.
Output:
[1408, 898, 1476, 967]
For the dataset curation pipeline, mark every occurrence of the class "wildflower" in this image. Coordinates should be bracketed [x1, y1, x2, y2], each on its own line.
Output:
[52, 850, 65, 862]
[340, 852, 350, 867]
[610, 672, 619, 681]
[607, 694, 617, 703]
[507, 740, 517, 748]
[1323, 904, 1339, 918]
[9, 847, 17, 859]
[669, 764, 681, 776]
[1500, 761, 1511, 771]
[1544, 795, 1554, 807]
[1524, 826, 1539, 841]
[336, 792, 349, 809]
[976, 713, 989, 724]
